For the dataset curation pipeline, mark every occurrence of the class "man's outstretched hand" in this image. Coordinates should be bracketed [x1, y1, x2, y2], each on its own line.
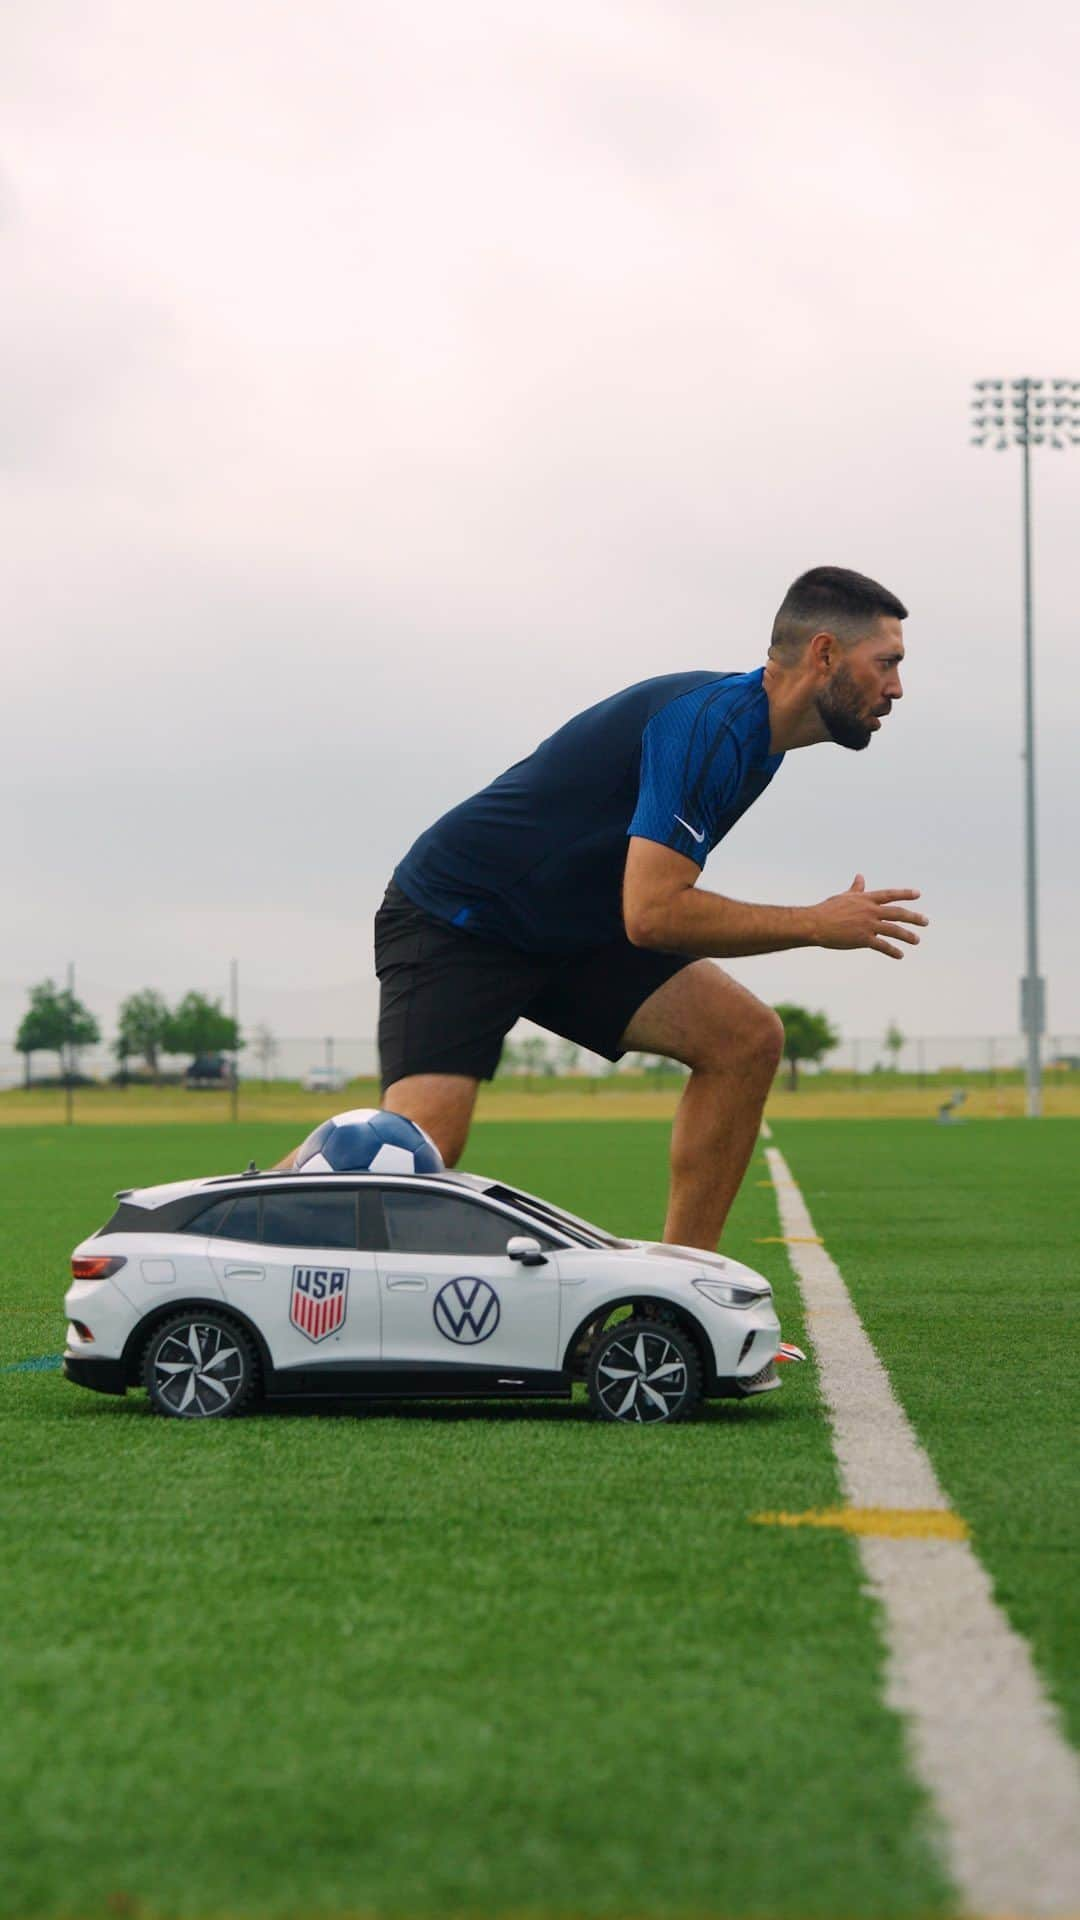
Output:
[621, 838, 927, 962]
[813, 873, 928, 959]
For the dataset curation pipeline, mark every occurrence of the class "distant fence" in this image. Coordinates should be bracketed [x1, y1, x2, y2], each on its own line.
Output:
[813, 1034, 1080, 1081]
[3, 1033, 1080, 1092]
[0, 1038, 381, 1091]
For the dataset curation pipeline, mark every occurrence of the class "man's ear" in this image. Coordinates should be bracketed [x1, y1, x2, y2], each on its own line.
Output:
[806, 629, 838, 676]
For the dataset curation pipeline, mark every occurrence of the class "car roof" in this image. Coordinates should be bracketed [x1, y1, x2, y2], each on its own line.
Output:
[114, 1167, 497, 1211]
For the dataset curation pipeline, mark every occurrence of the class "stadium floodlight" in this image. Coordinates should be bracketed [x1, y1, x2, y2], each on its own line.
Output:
[970, 376, 1080, 1117]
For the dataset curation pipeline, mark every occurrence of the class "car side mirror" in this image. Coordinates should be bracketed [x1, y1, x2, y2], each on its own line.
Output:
[507, 1235, 547, 1267]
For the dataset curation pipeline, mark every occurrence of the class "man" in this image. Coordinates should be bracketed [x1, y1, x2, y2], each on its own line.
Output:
[290, 566, 927, 1250]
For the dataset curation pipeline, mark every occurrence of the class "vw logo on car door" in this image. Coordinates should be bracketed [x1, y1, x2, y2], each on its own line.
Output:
[433, 1276, 500, 1345]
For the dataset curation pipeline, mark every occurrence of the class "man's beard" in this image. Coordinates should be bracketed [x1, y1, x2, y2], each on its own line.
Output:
[816, 663, 874, 751]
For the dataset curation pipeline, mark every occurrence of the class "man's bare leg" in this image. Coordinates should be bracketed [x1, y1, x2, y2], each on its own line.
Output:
[381, 1074, 479, 1168]
[620, 960, 783, 1251]
[272, 1075, 480, 1171]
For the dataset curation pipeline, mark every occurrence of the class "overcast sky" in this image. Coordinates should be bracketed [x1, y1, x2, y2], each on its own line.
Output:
[5, 0, 1079, 1058]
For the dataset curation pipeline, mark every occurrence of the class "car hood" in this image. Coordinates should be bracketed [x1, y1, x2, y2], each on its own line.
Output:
[640, 1242, 731, 1270]
[607, 1241, 771, 1295]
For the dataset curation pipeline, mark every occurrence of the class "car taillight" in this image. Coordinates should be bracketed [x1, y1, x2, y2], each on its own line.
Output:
[71, 1255, 127, 1280]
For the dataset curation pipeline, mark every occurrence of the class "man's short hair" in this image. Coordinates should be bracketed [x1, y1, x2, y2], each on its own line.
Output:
[769, 566, 908, 660]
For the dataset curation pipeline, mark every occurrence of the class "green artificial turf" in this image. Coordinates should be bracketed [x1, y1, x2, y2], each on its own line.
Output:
[773, 1116, 1080, 1752]
[0, 1122, 952, 1918]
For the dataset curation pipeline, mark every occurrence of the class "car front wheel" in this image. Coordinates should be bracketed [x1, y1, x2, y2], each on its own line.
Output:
[586, 1317, 702, 1425]
[142, 1311, 258, 1419]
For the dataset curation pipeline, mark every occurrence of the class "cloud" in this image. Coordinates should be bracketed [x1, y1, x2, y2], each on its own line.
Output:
[4, 0, 1079, 1050]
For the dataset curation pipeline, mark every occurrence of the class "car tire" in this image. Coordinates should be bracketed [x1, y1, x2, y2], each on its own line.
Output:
[586, 1316, 702, 1425]
[141, 1310, 258, 1420]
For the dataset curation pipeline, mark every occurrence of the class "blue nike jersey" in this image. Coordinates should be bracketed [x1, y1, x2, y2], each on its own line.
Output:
[394, 667, 784, 954]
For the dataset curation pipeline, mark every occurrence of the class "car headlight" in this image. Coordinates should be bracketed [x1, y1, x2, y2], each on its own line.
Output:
[693, 1278, 771, 1309]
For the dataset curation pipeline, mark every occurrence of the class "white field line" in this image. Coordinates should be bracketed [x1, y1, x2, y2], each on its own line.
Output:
[765, 1142, 1080, 1918]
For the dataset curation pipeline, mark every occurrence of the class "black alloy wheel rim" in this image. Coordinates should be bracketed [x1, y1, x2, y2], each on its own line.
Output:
[153, 1322, 244, 1417]
[596, 1329, 688, 1423]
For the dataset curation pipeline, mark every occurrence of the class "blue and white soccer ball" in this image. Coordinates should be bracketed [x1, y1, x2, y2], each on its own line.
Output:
[294, 1108, 444, 1176]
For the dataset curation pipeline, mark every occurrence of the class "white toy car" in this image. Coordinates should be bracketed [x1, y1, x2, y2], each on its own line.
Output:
[63, 1166, 800, 1424]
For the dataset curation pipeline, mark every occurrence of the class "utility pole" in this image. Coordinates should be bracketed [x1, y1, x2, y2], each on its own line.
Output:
[970, 377, 1080, 1116]
[66, 961, 75, 1126]
[230, 958, 239, 1124]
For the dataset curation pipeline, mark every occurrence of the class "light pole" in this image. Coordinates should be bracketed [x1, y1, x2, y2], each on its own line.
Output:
[970, 377, 1080, 1117]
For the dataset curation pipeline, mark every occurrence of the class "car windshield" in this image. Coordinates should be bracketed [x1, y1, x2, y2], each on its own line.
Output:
[483, 1183, 631, 1249]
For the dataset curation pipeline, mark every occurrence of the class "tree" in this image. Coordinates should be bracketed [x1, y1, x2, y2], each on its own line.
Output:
[15, 983, 64, 1087]
[639, 1052, 680, 1077]
[773, 1002, 840, 1091]
[15, 979, 100, 1084]
[252, 1023, 279, 1084]
[63, 989, 99, 1075]
[115, 990, 170, 1080]
[516, 1033, 552, 1079]
[884, 1020, 905, 1072]
[496, 1039, 521, 1076]
[161, 992, 241, 1064]
[554, 1038, 582, 1076]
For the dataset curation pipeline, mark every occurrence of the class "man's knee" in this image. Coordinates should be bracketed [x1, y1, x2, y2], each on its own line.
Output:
[756, 1004, 786, 1072]
[695, 1000, 784, 1079]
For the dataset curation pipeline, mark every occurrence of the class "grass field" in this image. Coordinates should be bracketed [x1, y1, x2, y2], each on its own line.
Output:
[2, 1117, 1077, 1917]
[7, 1073, 1080, 1125]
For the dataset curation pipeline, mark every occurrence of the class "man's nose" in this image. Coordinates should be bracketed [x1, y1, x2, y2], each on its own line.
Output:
[888, 674, 904, 700]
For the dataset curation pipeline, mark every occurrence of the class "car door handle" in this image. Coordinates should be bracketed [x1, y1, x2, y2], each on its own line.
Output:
[224, 1265, 264, 1280]
[386, 1274, 427, 1290]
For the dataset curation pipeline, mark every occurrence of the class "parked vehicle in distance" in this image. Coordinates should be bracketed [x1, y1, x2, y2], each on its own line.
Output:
[185, 1053, 235, 1088]
[301, 1066, 350, 1094]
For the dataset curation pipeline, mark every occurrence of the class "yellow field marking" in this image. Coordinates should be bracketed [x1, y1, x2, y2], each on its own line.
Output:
[752, 1506, 970, 1541]
[753, 1234, 824, 1245]
[33, 1910, 1074, 1920]
[7, 1078, 1080, 1126]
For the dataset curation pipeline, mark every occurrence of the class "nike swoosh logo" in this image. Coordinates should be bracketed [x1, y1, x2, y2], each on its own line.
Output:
[674, 815, 706, 844]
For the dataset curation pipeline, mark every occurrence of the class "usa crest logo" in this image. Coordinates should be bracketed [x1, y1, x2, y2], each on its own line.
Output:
[433, 1276, 500, 1345]
[290, 1266, 349, 1343]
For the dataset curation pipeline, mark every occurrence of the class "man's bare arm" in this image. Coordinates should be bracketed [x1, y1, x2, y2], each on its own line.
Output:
[623, 837, 927, 960]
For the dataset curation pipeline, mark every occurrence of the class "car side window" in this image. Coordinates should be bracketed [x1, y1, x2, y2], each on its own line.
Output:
[178, 1198, 236, 1237]
[380, 1190, 549, 1257]
[261, 1191, 357, 1251]
[176, 1188, 385, 1249]
[215, 1194, 261, 1243]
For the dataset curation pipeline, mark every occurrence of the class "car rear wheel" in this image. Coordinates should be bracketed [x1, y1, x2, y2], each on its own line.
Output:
[586, 1317, 702, 1425]
[142, 1311, 257, 1419]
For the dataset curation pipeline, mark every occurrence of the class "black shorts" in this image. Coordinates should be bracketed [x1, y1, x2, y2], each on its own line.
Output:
[375, 881, 693, 1088]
